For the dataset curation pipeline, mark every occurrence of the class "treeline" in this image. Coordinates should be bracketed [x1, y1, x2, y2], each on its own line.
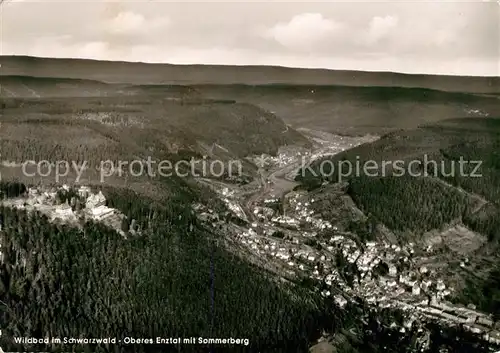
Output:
[0, 119, 133, 168]
[296, 123, 500, 239]
[456, 265, 500, 322]
[0, 118, 201, 172]
[436, 140, 500, 241]
[101, 185, 197, 231]
[0, 138, 128, 168]
[462, 204, 500, 242]
[439, 139, 500, 204]
[0, 181, 27, 199]
[2, 97, 311, 164]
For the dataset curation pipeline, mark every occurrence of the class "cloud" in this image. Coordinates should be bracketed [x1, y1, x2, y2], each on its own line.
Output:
[104, 11, 170, 36]
[78, 41, 109, 58]
[0, 1, 496, 76]
[3, 35, 498, 77]
[107, 11, 145, 34]
[264, 13, 343, 51]
[367, 15, 399, 43]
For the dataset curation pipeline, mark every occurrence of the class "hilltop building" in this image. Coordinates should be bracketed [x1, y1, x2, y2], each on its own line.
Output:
[78, 186, 92, 198]
[88, 205, 115, 221]
[86, 191, 106, 208]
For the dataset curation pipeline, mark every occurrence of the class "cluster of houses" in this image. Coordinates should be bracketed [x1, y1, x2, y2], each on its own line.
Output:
[465, 107, 489, 117]
[251, 195, 335, 233]
[78, 111, 145, 128]
[191, 134, 500, 348]
[259, 151, 307, 169]
[284, 194, 336, 230]
[334, 239, 500, 343]
[194, 180, 500, 349]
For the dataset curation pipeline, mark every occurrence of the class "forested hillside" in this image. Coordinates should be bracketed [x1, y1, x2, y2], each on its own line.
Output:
[1, 67, 499, 352]
[0, 88, 310, 166]
[196, 85, 500, 135]
[296, 117, 500, 321]
[297, 117, 500, 237]
[347, 175, 470, 234]
[0, 182, 346, 353]
[3, 73, 500, 137]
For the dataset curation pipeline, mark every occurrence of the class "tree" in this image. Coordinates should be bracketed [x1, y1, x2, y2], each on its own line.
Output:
[120, 218, 129, 233]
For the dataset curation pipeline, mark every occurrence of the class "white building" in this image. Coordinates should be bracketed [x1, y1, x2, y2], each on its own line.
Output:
[89, 205, 115, 221]
[78, 186, 92, 198]
[412, 283, 421, 296]
[334, 295, 348, 308]
[54, 203, 74, 218]
[28, 187, 39, 196]
[389, 265, 397, 277]
[86, 191, 106, 208]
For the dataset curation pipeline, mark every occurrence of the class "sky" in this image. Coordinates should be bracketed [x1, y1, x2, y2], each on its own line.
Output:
[0, 0, 499, 76]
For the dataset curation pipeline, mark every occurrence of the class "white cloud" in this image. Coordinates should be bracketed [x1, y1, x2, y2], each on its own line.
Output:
[433, 28, 456, 46]
[367, 15, 399, 43]
[265, 13, 343, 51]
[0, 2, 496, 76]
[3, 35, 498, 76]
[105, 11, 170, 35]
[78, 41, 109, 58]
[107, 11, 145, 34]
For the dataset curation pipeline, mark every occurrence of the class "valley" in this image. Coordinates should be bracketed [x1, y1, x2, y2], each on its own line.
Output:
[1, 57, 500, 353]
[194, 131, 500, 351]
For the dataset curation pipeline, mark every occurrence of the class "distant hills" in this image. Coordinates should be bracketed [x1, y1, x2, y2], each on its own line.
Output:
[1, 55, 499, 94]
[2, 74, 500, 136]
[0, 89, 311, 185]
[191, 84, 500, 135]
[1, 56, 499, 136]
